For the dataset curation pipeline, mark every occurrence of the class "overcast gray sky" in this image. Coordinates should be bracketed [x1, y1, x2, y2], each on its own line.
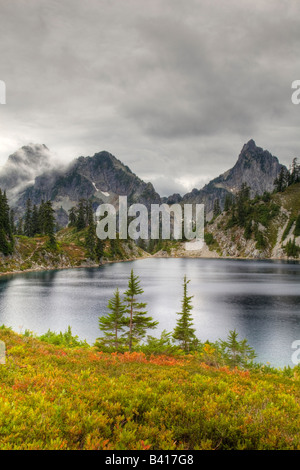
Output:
[0, 0, 299, 196]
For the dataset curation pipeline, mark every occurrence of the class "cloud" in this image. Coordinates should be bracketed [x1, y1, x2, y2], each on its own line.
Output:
[0, 0, 299, 196]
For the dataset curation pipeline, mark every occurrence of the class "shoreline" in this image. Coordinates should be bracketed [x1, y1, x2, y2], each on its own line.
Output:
[0, 251, 298, 278]
[0, 254, 152, 278]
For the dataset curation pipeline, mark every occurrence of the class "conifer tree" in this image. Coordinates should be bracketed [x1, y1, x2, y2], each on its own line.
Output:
[220, 329, 256, 368]
[76, 199, 86, 231]
[123, 269, 158, 351]
[0, 189, 14, 254]
[31, 204, 40, 236]
[85, 201, 97, 258]
[24, 198, 33, 237]
[16, 217, 23, 235]
[96, 288, 127, 350]
[68, 207, 77, 227]
[294, 214, 300, 238]
[213, 198, 221, 218]
[109, 236, 122, 258]
[236, 183, 250, 226]
[290, 158, 300, 185]
[224, 193, 233, 212]
[43, 200, 57, 248]
[173, 276, 197, 352]
[0, 228, 9, 255]
[274, 167, 288, 193]
[285, 238, 300, 258]
[38, 200, 46, 234]
[9, 209, 16, 235]
[95, 237, 104, 262]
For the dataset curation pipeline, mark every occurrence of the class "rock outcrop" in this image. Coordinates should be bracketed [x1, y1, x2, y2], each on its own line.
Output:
[181, 139, 285, 219]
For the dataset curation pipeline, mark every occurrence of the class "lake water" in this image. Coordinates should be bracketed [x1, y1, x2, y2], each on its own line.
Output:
[0, 258, 299, 368]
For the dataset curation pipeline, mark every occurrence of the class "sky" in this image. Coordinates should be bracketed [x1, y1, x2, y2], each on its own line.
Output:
[0, 0, 300, 196]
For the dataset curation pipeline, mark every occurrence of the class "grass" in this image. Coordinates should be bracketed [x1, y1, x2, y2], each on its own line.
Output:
[0, 327, 300, 450]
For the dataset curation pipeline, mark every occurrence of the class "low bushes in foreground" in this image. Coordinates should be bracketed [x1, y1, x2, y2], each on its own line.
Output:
[0, 327, 300, 450]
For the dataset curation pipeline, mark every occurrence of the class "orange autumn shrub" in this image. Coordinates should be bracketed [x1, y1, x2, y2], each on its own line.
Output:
[0, 327, 300, 450]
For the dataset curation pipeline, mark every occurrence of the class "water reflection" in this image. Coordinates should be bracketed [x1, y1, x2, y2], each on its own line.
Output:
[0, 258, 299, 367]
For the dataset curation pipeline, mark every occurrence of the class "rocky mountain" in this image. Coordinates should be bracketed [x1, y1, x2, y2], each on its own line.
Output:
[181, 139, 285, 219]
[0, 139, 286, 227]
[155, 182, 300, 260]
[0, 144, 52, 205]
[5, 149, 161, 226]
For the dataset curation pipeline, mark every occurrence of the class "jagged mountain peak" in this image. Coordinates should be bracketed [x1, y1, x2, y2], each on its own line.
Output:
[240, 138, 256, 151]
[181, 140, 285, 218]
[236, 139, 280, 167]
[9, 148, 161, 227]
[0, 140, 287, 225]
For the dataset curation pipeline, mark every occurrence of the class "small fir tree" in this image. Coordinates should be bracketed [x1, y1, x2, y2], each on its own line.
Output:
[219, 329, 256, 368]
[96, 288, 127, 350]
[123, 269, 158, 351]
[173, 276, 197, 352]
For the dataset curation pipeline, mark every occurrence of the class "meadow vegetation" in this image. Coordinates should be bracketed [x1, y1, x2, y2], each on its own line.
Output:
[0, 325, 300, 450]
[0, 270, 300, 450]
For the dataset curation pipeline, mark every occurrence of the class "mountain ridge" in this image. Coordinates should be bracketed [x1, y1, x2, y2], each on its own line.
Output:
[181, 139, 285, 218]
[0, 139, 287, 224]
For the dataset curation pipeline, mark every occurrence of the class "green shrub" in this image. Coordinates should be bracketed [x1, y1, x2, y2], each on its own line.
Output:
[38, 326, 89, 348]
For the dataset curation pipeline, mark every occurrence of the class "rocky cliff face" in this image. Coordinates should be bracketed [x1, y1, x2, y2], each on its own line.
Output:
[0, 140, 286, 227]
[156, 183, 300, 261]
[4, 149, 161, 227]
[181, 139, 285, 219]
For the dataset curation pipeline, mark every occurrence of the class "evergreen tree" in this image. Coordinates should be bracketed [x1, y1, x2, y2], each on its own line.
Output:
[285, 238, 300, 258]
[31, 204, 40, 236]
[274, 167, 288, 193]
[85, 223, 96, 258]
[95, 237, 104, 263]
[294, 214, 300, 238]
[0, 189, 14, 255]
[109, 236, 122, 258]
[137, 237, 147, 251]
[68, 207, 77, 227]
[38, 200, 46, 234]
[0, 228, 10, 255]
[84, 201, 97, 258]
[123, 269, 158, 351]
[244, 220, 252, 240]
[172, 276, 197, 352]
[224, 193, 233, 212]
[43, 200, 57, 248]
[220, 329, 256, 368]
[255, 228, 267, 250]
[24, 198, 33, 237]
[289, 158, 300, 185]
[96, 288, 127, 350]
[213, 198, 221, 218]
[9, 209, 16, 235]
[86, 199, 94, 226]
[226, 202, 238, 229]
[16, 217, 23, 235]
[76, 199, 86, 231]
[236, 183, 250, 226]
